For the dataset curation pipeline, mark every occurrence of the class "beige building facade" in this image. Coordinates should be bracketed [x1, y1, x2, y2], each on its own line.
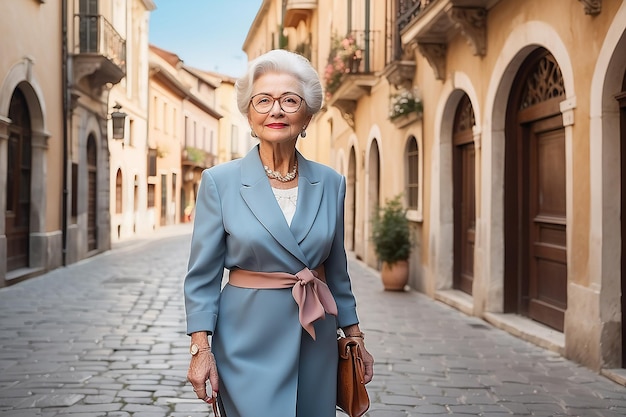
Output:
[201, 71, 258, 165]
[148, 46, 223, 227]
[108, 0, 156, 241]
[0, 1, 64, 285]
[244, 0, 626, 375]
[0, 0, 156, 285]
[0, 0, 242, 287]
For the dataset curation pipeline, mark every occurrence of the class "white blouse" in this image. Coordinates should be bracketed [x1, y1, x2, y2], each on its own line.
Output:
[272, 186, 298, 226]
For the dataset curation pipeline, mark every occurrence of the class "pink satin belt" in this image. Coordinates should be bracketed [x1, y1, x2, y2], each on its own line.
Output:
[228, 267, 338, 340]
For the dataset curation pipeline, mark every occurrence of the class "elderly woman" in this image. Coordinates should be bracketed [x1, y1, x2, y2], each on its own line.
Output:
[184, 49, 374, 417]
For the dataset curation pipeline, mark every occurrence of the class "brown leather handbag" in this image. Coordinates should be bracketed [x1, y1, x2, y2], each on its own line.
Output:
[337, 337, 370, 417]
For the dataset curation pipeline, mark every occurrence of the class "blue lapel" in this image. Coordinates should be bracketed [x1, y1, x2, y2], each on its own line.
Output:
[290, 154, 323, 245]
[239, 146, 322, 266]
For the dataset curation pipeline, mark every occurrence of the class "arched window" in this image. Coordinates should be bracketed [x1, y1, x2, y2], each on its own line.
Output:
[406, 136, 419, 209]
[405, 135, 422, 221]
[115, 169, 123, 214]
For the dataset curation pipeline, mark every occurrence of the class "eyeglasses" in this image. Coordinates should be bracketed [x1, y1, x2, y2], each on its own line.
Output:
[250, 93, 304, 114]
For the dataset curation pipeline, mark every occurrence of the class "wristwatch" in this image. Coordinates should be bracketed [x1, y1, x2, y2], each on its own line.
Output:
[190, 343, 210, 356]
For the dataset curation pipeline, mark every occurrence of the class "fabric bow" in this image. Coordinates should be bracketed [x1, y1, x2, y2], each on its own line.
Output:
[228, 267, 339, 340]
[292, 268, 338, 340]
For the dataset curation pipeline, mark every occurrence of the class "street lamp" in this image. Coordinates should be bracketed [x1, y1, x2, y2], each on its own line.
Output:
[110, 103, 127, 139]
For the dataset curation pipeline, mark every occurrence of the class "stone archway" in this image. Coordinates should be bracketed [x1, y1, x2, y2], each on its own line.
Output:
[5, 88, 32, 271]
[616, 71, 626, 368]
[453, 94, 477, 296]
[346, 147, 357, 252]
[366, 140, 380, 269]
[0, 59, 49, 283]
[587, 1, 626, 370]
[504, 48, 567, 332]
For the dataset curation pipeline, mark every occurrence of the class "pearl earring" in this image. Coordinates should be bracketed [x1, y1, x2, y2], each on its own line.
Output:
[300, 129, 307, 138]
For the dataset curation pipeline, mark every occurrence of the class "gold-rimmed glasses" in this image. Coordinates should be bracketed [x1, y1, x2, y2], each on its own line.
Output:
[250, 93, 304, 114]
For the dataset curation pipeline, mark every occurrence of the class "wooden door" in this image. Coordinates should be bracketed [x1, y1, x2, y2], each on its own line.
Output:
[87, 135, 98, 251]
[160, 174, 167, 226]
[526, 113, 567, 330]
[504, 49, 567, 331]
[453, 95, 476, 295]
[5, 88, 31, 271]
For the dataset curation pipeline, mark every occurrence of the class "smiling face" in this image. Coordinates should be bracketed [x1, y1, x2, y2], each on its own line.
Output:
[248, 72, 312, 144]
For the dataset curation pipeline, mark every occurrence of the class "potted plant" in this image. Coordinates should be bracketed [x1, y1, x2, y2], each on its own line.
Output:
[371, 194, 412, 291]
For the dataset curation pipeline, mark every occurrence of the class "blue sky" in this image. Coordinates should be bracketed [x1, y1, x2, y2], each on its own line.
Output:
[149, 0, 264, 77]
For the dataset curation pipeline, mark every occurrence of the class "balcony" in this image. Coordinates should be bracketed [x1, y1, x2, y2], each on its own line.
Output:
[284, 0, 317, 28]
[72, 14, 126, 89]
[182, 147, 216, 169]
[324, 30, 380, 126]
[398, 0, 501, 80]
[383, 0, 421, 88]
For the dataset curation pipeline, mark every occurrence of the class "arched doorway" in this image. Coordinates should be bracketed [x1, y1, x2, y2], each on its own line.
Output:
[367, 140, 380, 269]
[453, 94, 476, 295]
[6, 88, 32, 271]
[115, 168, 123, 215]
[346, 147, 357, 252]
[504, 48, 567, 331]
[87, 135, 98, 252]
[617, 72, 626, 368]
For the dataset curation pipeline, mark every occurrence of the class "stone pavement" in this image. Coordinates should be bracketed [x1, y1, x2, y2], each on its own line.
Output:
[1, 224, 625, 417]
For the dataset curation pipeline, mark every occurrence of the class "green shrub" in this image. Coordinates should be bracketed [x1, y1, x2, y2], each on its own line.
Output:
[371, 194, 412, 265]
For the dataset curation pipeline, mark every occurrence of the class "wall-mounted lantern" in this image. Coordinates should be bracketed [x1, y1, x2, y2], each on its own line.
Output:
[111, 103, 127, 139]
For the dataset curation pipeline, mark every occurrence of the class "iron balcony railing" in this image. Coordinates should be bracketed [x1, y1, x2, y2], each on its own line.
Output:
[74, 14, 126, 71]
[386, 0, 434, 63]
[331, 29, 380, 75]
[398, 0, 434, 32]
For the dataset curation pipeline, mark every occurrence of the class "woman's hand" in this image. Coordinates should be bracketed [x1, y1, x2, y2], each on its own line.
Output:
[357, 340, 374, 384]
[187, 334, 219, 403]
[342, 326, 374, 384]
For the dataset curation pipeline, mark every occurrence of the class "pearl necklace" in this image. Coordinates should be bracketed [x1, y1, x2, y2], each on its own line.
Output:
[264, 161, 298, 182]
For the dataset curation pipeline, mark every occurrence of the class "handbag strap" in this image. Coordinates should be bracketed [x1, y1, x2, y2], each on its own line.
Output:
[339, 337, 366, 385]
[208, 394, 221, 417]
[349, 344, 366, 385]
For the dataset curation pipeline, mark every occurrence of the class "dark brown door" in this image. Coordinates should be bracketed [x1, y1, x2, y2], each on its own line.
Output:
[505, 49, 567, 331]
[526, 113, 567, 330]
[87, 135, 98, 251]
[160, 174, 167, 226]
[618, 71, 626, 367]
[453, 95, 476, 295]
[5, 88, 31, 271]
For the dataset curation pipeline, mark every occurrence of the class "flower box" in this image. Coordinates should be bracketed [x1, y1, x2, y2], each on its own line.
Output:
[391, 111, 421, 128]
[389, 88, 423, 127]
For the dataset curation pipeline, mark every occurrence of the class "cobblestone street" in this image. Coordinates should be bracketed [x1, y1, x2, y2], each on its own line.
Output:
[1, 224, 625, 416]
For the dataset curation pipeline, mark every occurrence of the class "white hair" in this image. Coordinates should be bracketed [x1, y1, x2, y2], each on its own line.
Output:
[235, 49, 323, 116]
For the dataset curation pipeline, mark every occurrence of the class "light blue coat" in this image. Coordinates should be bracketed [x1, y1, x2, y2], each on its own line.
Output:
[184, 145, 359, 417]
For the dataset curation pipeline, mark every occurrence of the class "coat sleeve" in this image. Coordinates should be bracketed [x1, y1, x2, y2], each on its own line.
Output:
[324, 175, 359, 328]
[184, 170, 226, 335]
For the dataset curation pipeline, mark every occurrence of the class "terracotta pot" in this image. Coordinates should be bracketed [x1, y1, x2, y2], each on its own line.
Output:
[381, 260, 409, 291]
